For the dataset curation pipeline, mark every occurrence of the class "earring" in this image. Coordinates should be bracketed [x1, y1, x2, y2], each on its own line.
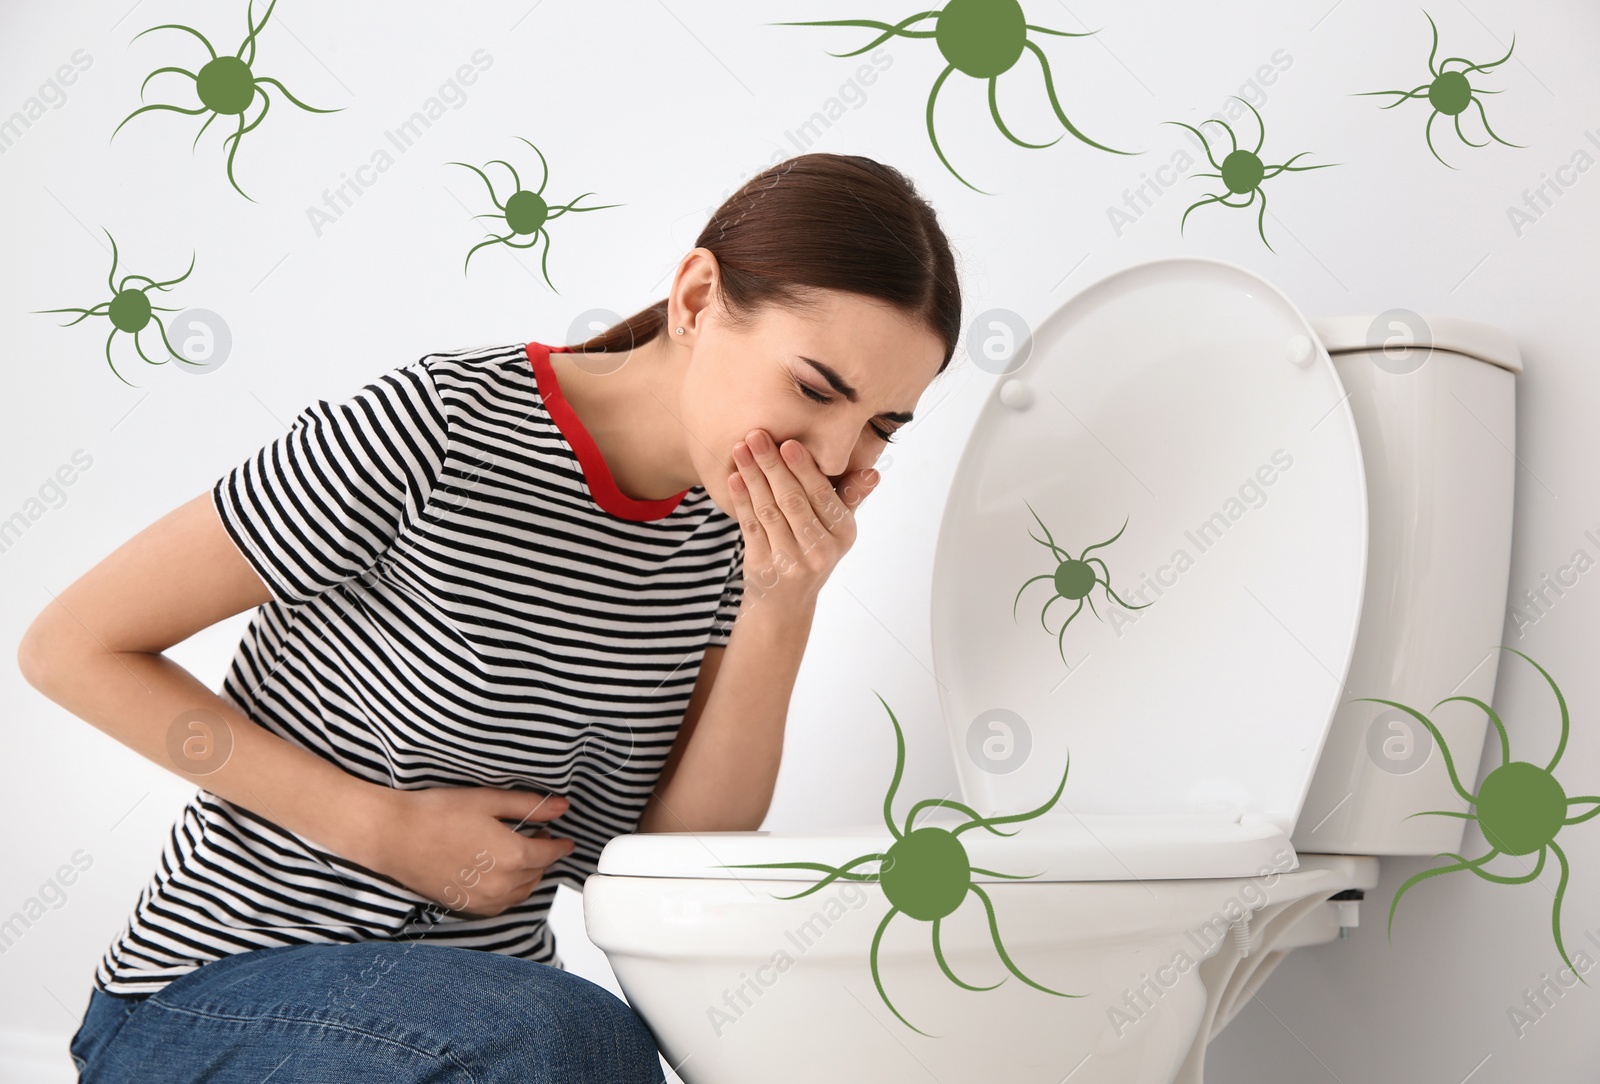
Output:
[675, 326, 685, 335]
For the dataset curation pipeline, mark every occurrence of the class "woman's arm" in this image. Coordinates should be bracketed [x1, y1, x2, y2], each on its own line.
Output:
[637, 598, 813, 834]
[16, 492, 400, 859]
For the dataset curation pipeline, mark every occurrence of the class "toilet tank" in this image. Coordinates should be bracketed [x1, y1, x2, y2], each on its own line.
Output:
[1292, 313, 1522, 857]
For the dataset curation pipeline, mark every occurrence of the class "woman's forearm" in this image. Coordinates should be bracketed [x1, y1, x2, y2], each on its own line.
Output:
[21, 642, 394, 864]
[639, 599, 814, 834]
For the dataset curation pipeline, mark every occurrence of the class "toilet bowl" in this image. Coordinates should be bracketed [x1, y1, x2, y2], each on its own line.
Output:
[583, 257, 1522, 1083]
[588, 818, 1379, 1084]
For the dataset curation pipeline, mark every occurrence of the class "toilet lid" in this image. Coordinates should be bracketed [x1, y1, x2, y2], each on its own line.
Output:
[931, 257, 1367, 839]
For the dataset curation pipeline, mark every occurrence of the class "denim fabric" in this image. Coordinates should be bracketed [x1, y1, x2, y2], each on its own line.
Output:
[69, 942, 664, 1082]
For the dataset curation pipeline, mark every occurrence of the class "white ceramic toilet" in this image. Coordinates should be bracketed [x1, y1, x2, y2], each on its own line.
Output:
[582, 256, 1522, 1084]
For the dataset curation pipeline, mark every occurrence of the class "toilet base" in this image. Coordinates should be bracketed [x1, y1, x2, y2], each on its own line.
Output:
[1168, 853, 1379, 1084]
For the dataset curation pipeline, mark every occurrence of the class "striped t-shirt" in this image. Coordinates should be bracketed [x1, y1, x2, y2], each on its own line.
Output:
[93, 340, 745, 995]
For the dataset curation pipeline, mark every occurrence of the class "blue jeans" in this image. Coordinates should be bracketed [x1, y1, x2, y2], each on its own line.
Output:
[69, 942, 665, 1082]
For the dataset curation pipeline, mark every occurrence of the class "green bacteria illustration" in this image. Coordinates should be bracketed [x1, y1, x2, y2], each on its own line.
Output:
[1354, 11, 1523, 170]
[34, 230, 196, 388]
[112, 0, 341, 202]
[1013, 501, 1150, 665]
[450, 137, 622, 291]
[1162, 97, 1337, 253]
[1354, 648, 1599, 980]
[770, 0, 1137, 195]
[715, 692, 1079, 1036]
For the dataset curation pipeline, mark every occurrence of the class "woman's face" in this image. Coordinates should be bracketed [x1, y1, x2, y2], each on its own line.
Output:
[680, 289, 947, 517]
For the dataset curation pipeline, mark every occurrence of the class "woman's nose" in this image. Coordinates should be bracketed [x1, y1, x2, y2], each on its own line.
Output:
[829, 434, 884, 478]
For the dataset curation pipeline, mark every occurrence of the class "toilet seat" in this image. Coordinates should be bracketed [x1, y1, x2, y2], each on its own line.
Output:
[597, 810, 1292, 882]
[932, 256, 1367, 838]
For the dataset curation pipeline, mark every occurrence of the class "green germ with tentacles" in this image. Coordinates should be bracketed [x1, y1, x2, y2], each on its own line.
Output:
[1162, 97, 1337, 254]
[450, 138, 621, 292]
[33, 230, 196, 389]
[111, 0, 341, 202]
[1354, 647, 1599, 980]
[1353, 11, 1523, 170]
[769, 0, 1137, 195]
[715, 692, 1080, 1036]
[1013, 501, 1150, 665]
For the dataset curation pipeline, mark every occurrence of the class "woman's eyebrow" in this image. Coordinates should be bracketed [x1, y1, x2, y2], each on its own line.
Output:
[799, 356, 915, 422]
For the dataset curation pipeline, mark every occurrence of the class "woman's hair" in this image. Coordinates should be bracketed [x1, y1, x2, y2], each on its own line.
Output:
[567, 152, 962, 379]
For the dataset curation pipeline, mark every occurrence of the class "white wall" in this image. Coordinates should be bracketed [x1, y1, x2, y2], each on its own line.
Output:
[3, 0, 1598, 1080]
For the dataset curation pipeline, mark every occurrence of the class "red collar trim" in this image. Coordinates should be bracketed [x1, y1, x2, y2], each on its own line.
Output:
[526, 341, 689, 521]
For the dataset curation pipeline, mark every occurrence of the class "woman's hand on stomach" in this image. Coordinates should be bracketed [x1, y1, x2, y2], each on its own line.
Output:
[364, 786, 575, 917]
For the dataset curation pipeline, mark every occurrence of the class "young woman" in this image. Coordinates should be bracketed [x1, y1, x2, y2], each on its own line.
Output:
[20, 152, 962, 1083]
